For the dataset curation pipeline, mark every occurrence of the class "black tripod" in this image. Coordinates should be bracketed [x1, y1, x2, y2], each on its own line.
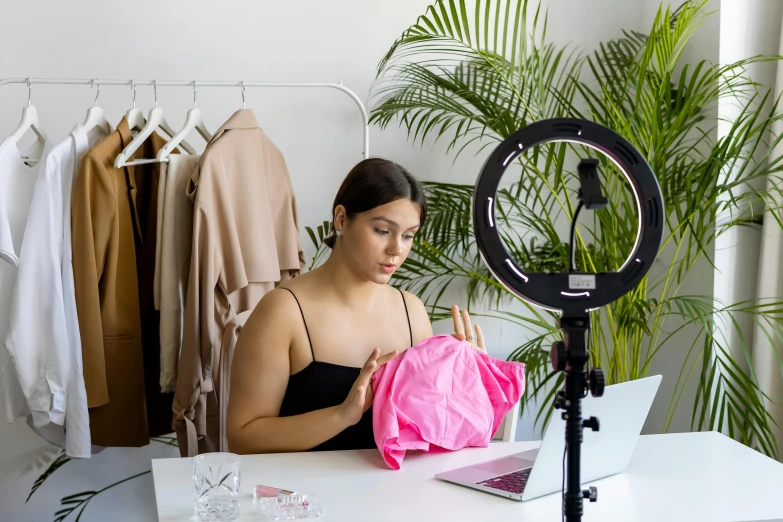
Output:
[473, 125, 664, 521]
[546, 157, 608, 520]
[550, 313, 605, 521]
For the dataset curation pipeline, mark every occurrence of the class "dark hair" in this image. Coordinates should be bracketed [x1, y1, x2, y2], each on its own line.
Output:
[324, 158, 427, 249]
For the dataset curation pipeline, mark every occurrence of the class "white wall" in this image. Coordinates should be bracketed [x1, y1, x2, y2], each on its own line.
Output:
[0, 1, 714, 521]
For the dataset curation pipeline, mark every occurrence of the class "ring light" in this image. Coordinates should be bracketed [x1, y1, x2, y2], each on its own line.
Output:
[472, 118, 663, 316]
[471, 118, 664, 522]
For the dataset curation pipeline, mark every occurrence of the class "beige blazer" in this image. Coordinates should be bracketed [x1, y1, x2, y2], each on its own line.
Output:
[172, 109, 304, 456]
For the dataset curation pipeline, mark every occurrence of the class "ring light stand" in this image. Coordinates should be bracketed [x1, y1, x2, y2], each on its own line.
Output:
[472, 118, 664, 521]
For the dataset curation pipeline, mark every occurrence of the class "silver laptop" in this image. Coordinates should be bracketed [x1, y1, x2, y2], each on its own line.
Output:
[435, 374, 662, 501]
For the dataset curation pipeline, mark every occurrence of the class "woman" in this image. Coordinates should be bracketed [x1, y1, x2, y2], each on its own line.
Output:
[227, 158, 486, 454]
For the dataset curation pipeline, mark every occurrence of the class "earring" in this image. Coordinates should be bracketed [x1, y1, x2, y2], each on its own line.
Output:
[335, 230, 342, 237]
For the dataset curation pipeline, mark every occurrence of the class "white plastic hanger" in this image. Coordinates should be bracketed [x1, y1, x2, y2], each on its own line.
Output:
[156, 81, 212, 162]
[8, 79, 47, 165]
[79, 80, 114, 135]
[125, 80, 146, 131]
[115, 80, 195, 168]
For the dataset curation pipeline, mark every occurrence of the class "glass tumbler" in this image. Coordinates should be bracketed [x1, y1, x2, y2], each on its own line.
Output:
[192, 452, 242, 521]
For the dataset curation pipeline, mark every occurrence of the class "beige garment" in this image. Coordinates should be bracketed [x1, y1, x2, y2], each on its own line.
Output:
[152, 161, 167, 310]
[172, 109, 304, 457]
[155, 154, 200, 392]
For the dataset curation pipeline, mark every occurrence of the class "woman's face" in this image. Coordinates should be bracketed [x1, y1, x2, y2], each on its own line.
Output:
[336, 198, 422, 284]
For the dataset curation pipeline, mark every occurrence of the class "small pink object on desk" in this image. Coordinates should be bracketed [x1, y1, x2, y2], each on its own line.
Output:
[253, 485, 294, 498]
[371, 335, 525, 470]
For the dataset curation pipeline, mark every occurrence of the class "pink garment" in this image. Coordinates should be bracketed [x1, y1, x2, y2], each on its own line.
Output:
[371, 335, 525, 470]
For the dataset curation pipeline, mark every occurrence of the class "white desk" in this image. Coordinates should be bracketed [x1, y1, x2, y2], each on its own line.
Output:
[151, 432, 783, 522]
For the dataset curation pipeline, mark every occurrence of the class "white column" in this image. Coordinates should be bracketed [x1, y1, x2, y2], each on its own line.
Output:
[715, 0, 782, 429]
[750, 7, 783, 459]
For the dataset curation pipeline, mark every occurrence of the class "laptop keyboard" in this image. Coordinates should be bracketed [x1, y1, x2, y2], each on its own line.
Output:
[476, 467, 532, 494]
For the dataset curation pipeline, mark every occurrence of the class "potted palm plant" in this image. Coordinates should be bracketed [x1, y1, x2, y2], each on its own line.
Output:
[344, 0, 783, 457]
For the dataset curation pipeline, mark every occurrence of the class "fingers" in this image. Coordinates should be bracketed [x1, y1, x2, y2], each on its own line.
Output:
[452, 305, 465, 338]
[355, 347, 398, 395]
[454, 305, 479, 348]
[475, 324, 486, 352]
[461, 309, 474, 344]
[362, 347, 380, 368]
[356, 346, 385, 389]
[356, 385, 366, 407]
[362, 347, 399, 373]
[376, 349, 399, 367]
[359, 382, 376, 414]
[361, 349, 398, 385]
[360, 360, 377, 382]
[453, 305, 486, 353]
[357, 348, 378, 380]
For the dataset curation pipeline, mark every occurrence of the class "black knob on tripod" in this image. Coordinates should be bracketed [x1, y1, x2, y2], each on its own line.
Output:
[553, 390, 566, 410]
[550, 341, 567, 372]
[583, 486, 598, 502]
[583, 416, 600, 432]
[589, 368, 605, 397]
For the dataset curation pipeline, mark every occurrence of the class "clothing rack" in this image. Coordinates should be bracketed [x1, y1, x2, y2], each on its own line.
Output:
[0, 77, 370, 158]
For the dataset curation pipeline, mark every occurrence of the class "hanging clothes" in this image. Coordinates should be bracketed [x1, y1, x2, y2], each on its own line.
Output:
[70, 117, 175, 447]
[4, 125, 109, 457]
[172, 109, 304, 457]
[0, 135, 56, 425]
[154, 154, 200, 392]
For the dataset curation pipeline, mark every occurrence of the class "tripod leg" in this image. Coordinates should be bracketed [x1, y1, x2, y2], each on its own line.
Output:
[564, 367, 585, 521]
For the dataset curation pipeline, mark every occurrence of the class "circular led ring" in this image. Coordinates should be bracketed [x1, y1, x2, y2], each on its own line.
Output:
[472, 118, 664, 315]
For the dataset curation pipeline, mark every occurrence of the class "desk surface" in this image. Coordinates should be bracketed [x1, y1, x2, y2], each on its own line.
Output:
[151, 432, 783, 522]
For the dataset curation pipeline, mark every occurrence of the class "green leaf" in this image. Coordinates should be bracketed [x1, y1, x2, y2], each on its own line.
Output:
[27, 451, 71, 503]
[52, 471, 151, 522]
[59, 490, 96, 502]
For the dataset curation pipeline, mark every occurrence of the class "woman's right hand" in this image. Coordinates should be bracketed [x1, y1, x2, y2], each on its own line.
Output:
[339, 347, 398, 426]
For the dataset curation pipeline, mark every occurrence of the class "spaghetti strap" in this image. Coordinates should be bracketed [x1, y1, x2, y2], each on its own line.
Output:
[399, 289, 413, 347]
[280, 287, 316, 362]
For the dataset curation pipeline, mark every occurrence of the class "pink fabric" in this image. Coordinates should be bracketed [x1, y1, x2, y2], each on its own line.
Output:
[371, 335, 525, 470]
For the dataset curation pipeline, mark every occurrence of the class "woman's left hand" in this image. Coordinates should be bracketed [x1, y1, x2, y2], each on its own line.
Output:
[451, 305, 486, 353]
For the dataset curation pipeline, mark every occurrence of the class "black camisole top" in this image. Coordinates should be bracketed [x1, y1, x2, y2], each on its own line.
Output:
[277, 287, 413, 452]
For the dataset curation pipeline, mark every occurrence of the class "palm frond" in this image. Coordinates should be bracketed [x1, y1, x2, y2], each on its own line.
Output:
[305, 220, 333, 271]
[53, 471, 150, 522]
[372, 0, 583, 157]
[27, 451, 71, 504]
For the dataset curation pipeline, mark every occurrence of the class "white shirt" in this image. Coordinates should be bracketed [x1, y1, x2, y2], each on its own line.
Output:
[2, 125, 108, 457]
[0, 135, 58, 426]
[0, 138, 41, 426]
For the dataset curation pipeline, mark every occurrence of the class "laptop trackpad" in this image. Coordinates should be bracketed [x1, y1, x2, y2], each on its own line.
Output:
[474, 456, 534, 475]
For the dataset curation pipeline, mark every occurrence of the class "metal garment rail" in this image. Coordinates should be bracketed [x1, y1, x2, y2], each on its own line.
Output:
[0, 77, 370, 158]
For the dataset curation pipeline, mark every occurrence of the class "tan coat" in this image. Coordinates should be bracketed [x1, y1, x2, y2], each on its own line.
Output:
[71, 118, 175, 447]
[172, 109, 304, 457]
